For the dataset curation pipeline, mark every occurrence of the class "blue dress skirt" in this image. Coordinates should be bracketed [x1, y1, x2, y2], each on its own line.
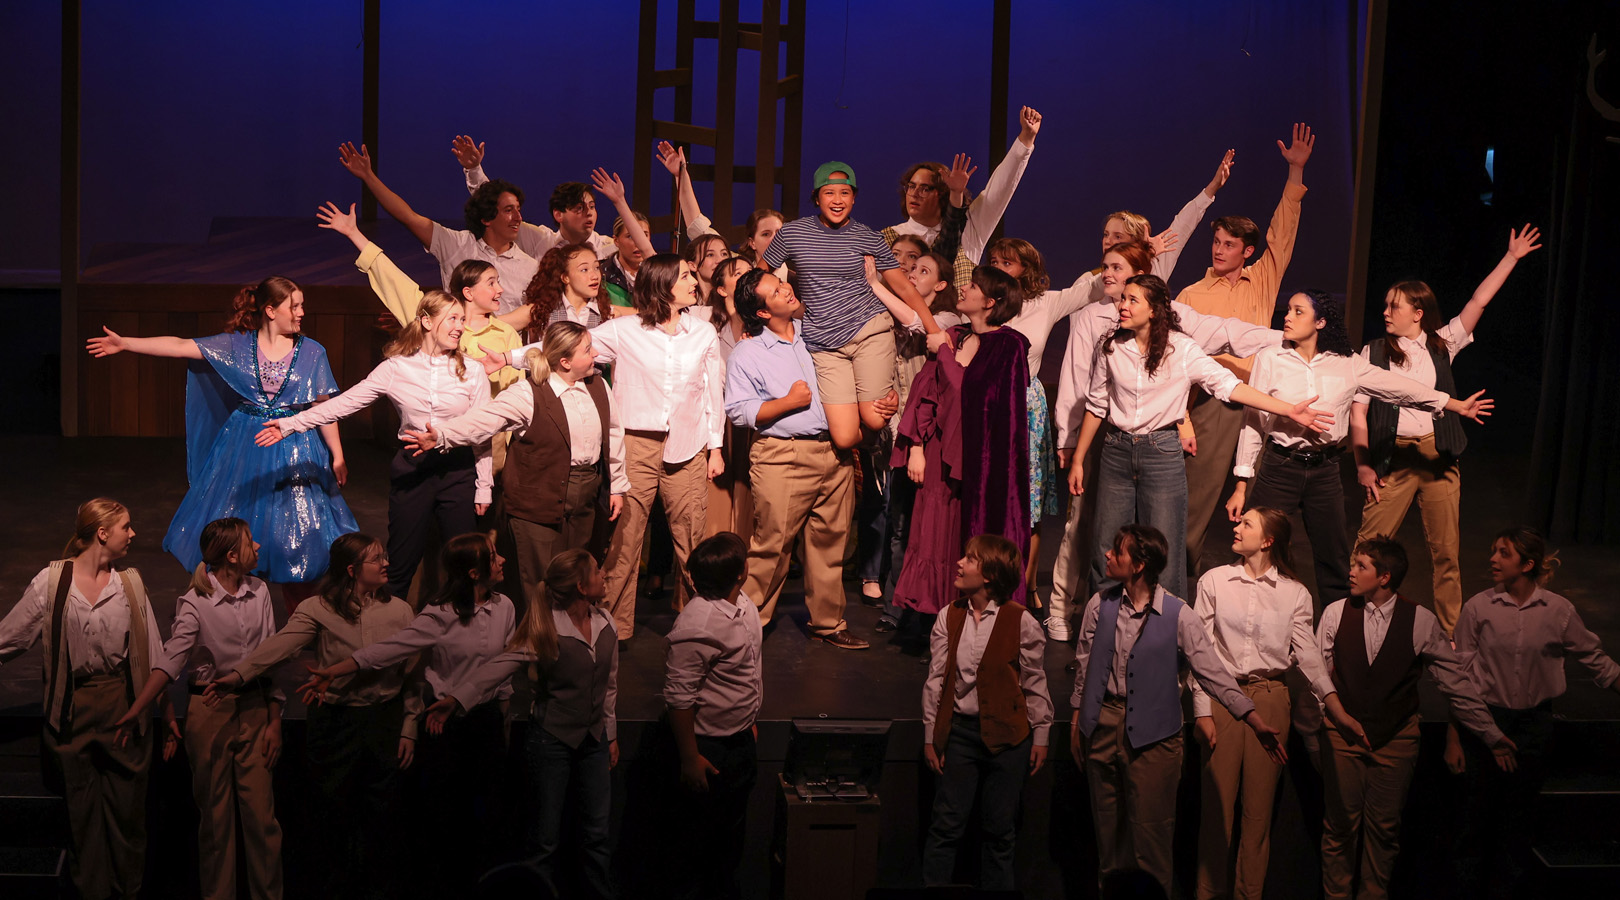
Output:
[1027, 375, 1060, 527]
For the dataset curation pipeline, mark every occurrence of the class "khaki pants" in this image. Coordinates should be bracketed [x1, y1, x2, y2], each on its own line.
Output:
[1355, 432, 1462, 633]
[1083, 698, 1184, 895]
[509, 465, 602, 595]
[44, 673, 152, 900]
[185, 689, 283, 900]
[745, 436, 856, 634]
[1196, 679, 1291, 900]
[1321, 715, 1421, 900]
[1184, 395, 1245, 580]
[603, 432, 709, 639]
[811, 313, 897, 404]
[706, 424, 755, 542]
[1048, 440, 1102, 622]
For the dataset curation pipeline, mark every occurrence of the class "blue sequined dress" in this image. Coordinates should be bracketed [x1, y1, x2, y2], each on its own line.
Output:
[163, 332, 358, 582]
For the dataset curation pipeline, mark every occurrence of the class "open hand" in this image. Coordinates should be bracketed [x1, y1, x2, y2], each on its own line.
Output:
[655, 140, 686, 176]
[1277, 123, 1315, 169]
[87, 326, 126, 357]
[255, 421, 287, 447]
[1147, 229, 1180, 259]
[1453, 389, 1494, 424]
[1507, 224, 1542, 260]
[681, 753, 719, 791]
[316, 201, 361, 238]
[1286, 395, 1334, 433]
[1207, 148, 1235, 196]
[1493, 736, 1518, 773]
[425, 696, 461, 736]
[589, 168, 627, 205]
[943, 153, 977, 196]
[201, 671, 243, 708]
[1246, 711, 1289, 765]
[451, 134, 485, 170]
[402, 424, 440, 456]
[398, 737, 415, 770]
[338, 141, 374, 179]
[297, 664, 339, 706]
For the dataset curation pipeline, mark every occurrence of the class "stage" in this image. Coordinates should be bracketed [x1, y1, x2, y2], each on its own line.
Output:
[2, 432, 1618, 898]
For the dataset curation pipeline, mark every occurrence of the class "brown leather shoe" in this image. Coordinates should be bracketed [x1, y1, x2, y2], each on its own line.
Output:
[815, 630, 870, 650]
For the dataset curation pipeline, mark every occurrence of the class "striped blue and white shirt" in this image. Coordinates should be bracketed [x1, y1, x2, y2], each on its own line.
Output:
[761, 216, 899, 351]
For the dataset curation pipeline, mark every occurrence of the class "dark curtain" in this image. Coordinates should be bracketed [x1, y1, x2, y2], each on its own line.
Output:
[1530, 27, 1620, 543]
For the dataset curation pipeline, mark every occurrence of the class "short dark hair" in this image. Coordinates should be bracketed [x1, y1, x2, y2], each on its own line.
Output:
[1115, 524, 1169, 587]
[1211, 215, 1260, 250]
[732, 269, 771, 337]
[687, 532, 748, 599]
[465, 179, 524, 238]
[970, 265, 1025, 326]
[1354, 535, 1409, 592]
[550, 181, 593, 216]
[964, 534, 1022, 601]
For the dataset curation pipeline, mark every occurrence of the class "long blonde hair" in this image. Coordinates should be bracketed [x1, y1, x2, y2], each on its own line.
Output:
[507, 549, 599, 669]
[384, 289, 469, 378]
[189, 517, 254, 595]
[523, 320, 591, 385]
[62, 498, 128, 559]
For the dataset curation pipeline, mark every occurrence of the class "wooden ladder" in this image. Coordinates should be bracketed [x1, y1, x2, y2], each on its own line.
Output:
[631, 0, 805, 248]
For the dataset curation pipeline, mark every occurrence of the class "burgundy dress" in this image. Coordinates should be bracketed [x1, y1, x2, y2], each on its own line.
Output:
[891, 326, 1031, 613]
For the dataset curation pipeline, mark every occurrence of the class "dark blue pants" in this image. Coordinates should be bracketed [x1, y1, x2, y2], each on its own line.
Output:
[527, 725, 616, 899]
[922, 716, 1032, 890]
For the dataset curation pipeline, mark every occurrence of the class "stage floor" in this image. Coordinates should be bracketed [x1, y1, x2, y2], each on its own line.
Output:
[2, 433, 1617, 728]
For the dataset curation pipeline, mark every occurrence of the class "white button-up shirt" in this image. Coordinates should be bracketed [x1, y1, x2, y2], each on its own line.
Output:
[1234, 345, 1449, 477]
[463, 165, 618, 264]
[1, 566, 166, 678]
[281, 350, 494, 502]
[352, 593, 517, 703]
[1188, 564, 1335, 717]
[1453, 587, 1620, 710]
[156, 574, 284, 699]
[429, 223, 539, 315]
[1353, 314, 1474, 438]
[664, 593, 763, 738]
[1055, 301, 1283, 447]
[1087, 331, 1240, 434]
[589, 314, 725, 464]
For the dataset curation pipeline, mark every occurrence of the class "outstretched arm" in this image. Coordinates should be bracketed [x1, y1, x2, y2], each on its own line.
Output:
[656, 142, 717, 239]
[338, 141, 435, 250]
[86, 328, 202, 360]
[590, 168, 656, 260]
[960, 106, 1041, 265]
[1152, 149, 1233, 282]
[1457, 225, 1541, 335]
[881, 268, 942, 335]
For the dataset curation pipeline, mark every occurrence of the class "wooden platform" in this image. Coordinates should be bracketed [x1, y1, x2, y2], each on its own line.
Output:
[74, 216, 445, 438]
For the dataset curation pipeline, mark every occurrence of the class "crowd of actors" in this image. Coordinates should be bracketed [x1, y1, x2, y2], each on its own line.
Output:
[4, 107, 1617, 900]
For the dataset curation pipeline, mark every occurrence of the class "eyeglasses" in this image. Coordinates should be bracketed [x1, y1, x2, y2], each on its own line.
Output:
[903, 182, 938, 195]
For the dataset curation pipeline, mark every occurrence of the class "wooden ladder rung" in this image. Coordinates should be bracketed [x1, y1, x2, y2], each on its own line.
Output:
[650, 67, 693, 90]
[687, 164, 785, 183]
[652, 120, 719, 146]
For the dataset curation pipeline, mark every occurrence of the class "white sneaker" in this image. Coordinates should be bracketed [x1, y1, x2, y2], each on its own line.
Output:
[1045, 615, 1073, 642]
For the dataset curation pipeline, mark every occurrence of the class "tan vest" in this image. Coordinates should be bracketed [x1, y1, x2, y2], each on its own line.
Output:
[41, 561, 154, 738]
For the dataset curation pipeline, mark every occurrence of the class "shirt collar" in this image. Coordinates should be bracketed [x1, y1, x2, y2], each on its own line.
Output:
[756, 321, 803, 349]
[698, 594, 746, 619]
[1486, 586, 1549, 609]
[1230, 564, 1280, 586]
[477, 237, 518, 260]
[1119, 585, 1165, 616]
[207, 573, 253, 605]
[551, 605, 611, 644]
[548, 372, 585, 395]
[1200, 266, 1253, 286]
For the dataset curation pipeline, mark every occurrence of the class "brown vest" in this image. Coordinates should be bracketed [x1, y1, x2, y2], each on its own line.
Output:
[932, 600, 1031, 755]
[504, 374, 612, 526]
[1331, 595, 1420, 750]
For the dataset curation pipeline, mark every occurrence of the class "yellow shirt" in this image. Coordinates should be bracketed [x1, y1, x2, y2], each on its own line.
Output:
[1172, 182, 1307, 383]
[355, 242, 524, 395]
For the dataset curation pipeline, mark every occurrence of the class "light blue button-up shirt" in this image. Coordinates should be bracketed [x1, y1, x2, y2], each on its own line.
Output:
[724, 321, 829, 438]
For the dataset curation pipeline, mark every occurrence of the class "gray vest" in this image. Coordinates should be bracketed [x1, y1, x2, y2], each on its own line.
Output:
[534, 614, 617, 748]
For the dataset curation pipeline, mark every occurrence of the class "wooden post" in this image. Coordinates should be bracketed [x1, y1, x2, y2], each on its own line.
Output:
[360, 0, 381, 222]
[713, 0, 740, 246]
[634, 0, 661, 243]
[1345, 0, 1389, 345]
[755, 0, 781, 214]
[60, 0, 82, 436]
[782, 0, 804, 219]
[987, 0, 1011, 241]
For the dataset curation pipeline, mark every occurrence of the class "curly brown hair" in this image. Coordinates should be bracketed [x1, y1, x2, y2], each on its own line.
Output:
[227, 276, 300, 333]
[523, 244, 612, 342]
[985, 237, 1051, 300]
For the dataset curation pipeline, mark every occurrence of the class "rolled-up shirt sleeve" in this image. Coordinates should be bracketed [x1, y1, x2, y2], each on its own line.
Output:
[663, 633, 721, 711]
[724, 351, 769, 429]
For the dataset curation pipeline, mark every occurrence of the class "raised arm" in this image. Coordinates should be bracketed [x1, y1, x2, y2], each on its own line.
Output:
[960, 106, 1040, 265]
[1153, 149, 1233, 282]
[1246, 124, 1314, 311]
[656, 142, 717, 239]
[86, 328, 202, 360]
[338, 141, 435, 250]
[590, 169, 656, 260]
[319, 201, 425, 327]
[1457, 225, 1541, 335]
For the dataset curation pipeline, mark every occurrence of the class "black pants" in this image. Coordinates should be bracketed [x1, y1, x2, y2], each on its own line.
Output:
[1247, 445, 1352, 609]
[387, 446, 477, 599]
[305, 697, 405, 900]
[670, 728, 757, 900]
[922, 716, 1032, 890]
[1453, 703, 1555, 899]
[411, 700, 507, 898]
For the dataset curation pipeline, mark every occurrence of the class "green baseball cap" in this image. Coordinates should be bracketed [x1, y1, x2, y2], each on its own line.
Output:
[813, 160, 858, 192]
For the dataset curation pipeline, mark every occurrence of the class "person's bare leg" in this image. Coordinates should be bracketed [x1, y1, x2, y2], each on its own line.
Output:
[858, 399, 886, 432]
[826, 402, 864, 449]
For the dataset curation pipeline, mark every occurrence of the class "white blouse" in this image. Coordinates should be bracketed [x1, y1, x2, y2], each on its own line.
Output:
[1086, 331, 1240, 434]
[589, 314, 725, 464]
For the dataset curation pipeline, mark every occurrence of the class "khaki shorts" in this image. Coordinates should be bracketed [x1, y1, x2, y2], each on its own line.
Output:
[812, 312, 897, 404]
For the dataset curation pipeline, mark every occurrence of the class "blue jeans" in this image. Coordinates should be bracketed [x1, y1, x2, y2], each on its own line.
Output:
[856, 447, 890, 584]
[526, 726, 616, 899]
[1089, 428, 1189, 600]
